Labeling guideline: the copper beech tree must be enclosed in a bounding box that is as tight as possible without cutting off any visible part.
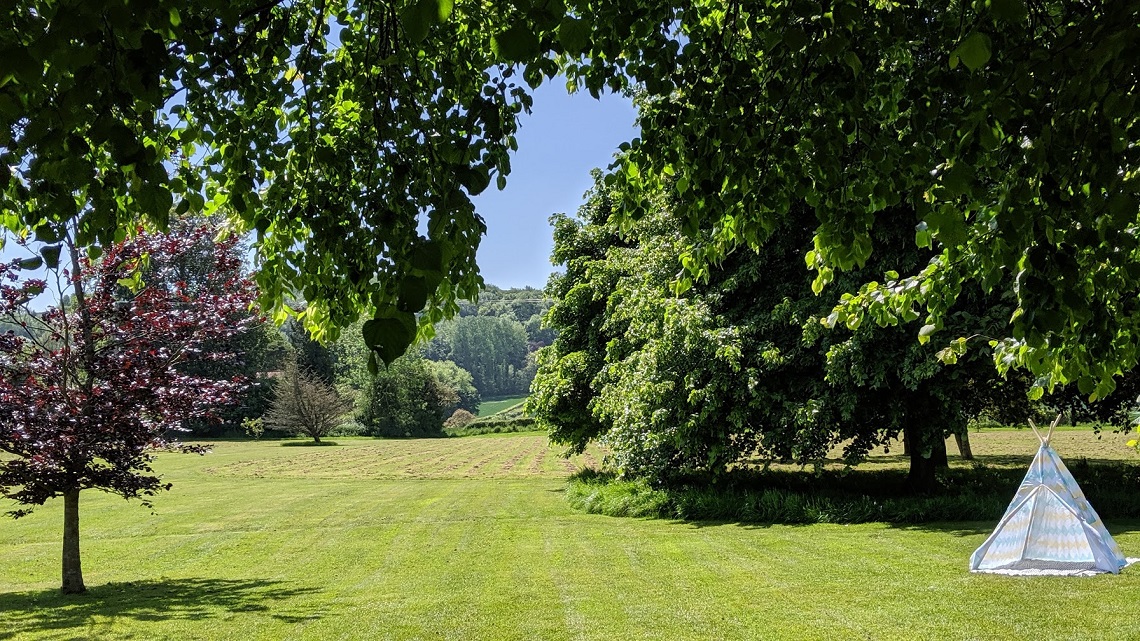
[0,225,258,594]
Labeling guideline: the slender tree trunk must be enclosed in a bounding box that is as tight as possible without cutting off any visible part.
[954,430,974,460]
[63,230,89,596]
[61,489,85,594]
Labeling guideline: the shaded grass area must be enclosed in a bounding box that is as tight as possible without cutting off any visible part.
[4,435,1140,640]
[0,579,321,639]
[570,429,1140,524]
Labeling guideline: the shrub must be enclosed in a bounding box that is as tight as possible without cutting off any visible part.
[242,417,265,439]
[263,360,354,444]
[444,409,477,429]
[446,417,539,437]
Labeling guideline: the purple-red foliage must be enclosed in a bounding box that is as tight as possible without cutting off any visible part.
[0,226,259,516]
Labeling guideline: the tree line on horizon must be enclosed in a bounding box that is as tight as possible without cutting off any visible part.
[185,282,554,441]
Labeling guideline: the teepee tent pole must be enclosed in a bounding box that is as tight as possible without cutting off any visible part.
[1045,413,1062,446]
[1028,419,1044,444]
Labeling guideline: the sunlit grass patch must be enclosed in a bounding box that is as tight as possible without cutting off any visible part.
[476,396,528,417]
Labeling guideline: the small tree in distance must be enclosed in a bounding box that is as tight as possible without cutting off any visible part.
[0,224,258,594]
[263,360,353,444]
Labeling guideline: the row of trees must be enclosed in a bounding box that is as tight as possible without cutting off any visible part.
[323,319,481,438]
[423,315,533,398]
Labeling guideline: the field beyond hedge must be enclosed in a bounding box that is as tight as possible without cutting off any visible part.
[2,431,1140,640]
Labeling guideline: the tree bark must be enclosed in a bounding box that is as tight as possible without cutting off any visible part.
[61,489,85,594]
[932,437,949,468]
[907,452,939,494]
[904,425,942,493]
[954,430,974,460]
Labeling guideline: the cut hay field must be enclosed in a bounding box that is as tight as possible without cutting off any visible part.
[2,431,1140,640]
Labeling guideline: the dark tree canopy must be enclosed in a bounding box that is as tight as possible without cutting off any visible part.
[359,353,458,437]
[575,0,1140,397]
[141,220,288,436]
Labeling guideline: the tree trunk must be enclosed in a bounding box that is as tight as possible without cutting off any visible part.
[313,434,321,444]
[904,426,940,493]
[954,430,974,460]
[61,489,85,594]
[932,437,949,468]
[902,433,910,456]
[907,452,939,494]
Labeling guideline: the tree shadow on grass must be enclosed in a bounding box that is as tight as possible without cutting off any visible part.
[281,440,340,447]
[0,578,322,640]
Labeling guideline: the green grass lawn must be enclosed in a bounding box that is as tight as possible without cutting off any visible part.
[476,396,528,417]
[3,432,1140,640]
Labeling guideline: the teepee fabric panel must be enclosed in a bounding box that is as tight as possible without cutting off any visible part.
[1039,448,1126,562]
[972,490,1037,570]
[1021,488,1095,563]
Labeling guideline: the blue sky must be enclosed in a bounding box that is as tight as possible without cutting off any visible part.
[472,83,639,289]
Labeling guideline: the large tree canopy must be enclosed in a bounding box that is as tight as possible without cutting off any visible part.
[530,175,1030,489]
[4,0,1138,395]
[574,0,1140,397]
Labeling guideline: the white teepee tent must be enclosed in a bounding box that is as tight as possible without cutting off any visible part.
[970,415,1130,576]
